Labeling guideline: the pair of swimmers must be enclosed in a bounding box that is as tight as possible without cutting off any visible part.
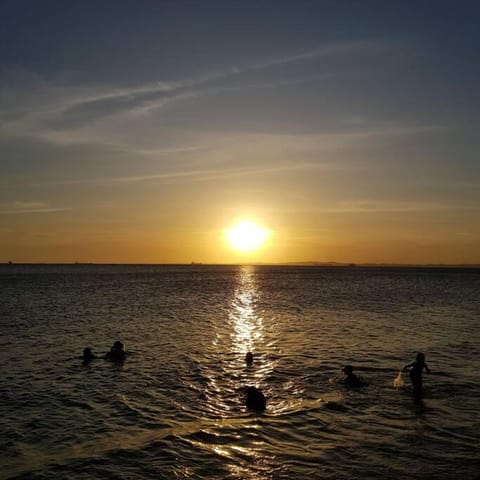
[343,352,431,399]
[82,341,126,364]
[244,351,267,411]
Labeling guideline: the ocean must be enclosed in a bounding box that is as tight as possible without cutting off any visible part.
[1,265,479,479]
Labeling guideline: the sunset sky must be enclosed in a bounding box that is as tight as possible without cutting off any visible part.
[1,1,479,264]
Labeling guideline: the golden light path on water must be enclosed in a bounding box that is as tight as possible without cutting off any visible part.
[229,266,263,356]
[227,266,280,385]
[209,266,280,478]
[226,267,278,478]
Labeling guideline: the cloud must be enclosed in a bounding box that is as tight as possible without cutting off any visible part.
[0,37,449,195]
[0,39,398,140]
[35,162,318,187]
[0,201,71,214]
[249,40,391,70]
[316,200,474,213]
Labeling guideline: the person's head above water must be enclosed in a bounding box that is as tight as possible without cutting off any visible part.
[245,352,254,365]
[105,341,126,362]
[416,352,425,363]
[245,386,266,411]
[342,365,366,387]
[83,347,95,362]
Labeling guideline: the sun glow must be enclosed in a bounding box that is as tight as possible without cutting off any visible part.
[226,220,269,253]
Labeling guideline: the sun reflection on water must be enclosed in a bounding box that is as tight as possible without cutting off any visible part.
[206,266,276,418]
[229,266,264,355]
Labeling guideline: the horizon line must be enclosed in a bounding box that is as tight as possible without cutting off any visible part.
[1,261,480,268]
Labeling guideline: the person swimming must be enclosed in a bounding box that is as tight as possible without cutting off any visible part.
[82,347,96,364]
[105,341,126,363]
[245,351,254,366]
[245,386,266,411]
[342,365,367,387]
[402,352,430,399]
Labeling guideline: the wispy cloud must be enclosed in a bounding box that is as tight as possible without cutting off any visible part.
[35,162,318,187]
[250,40,390,70]
[316,200,475,213]
[0,201,71,214]
[0,39,397,140]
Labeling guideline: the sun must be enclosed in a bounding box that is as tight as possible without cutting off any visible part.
[226,220,269,253]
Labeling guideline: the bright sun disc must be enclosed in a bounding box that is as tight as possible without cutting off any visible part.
[226,221,268,252]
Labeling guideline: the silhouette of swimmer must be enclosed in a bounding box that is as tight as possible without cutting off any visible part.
[342,365,367,387]
[403,352,430,399]
[105,341,126,362]
[245,386,266,411]
[82,347,96,363]
[324,401,348,412]
[245,352,254,366]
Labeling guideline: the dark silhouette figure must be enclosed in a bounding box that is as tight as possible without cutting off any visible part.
[342,365,367,387]
[82,347,96,364]
[105,341,126,363]
[245,351,254,366]
[403,352,430,399]
[245,386,266,411]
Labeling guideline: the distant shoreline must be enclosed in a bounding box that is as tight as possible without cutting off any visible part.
[1,262,480,268]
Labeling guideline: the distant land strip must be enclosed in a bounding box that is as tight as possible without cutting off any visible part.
[1,261,480,268]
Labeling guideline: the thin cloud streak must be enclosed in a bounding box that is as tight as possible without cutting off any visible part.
[34,162,319,187]
[0,201,71,214]
[135,72,338,116]
[0,207,71,214]
[250,40,390,70]
[299,200,477,214]
[1,39,393,139]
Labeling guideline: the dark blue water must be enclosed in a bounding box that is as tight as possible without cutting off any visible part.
[1,265,479,479]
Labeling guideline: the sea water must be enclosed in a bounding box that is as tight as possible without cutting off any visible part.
[1,265,479,479]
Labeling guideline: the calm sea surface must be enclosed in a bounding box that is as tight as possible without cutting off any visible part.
[1,265,479,479]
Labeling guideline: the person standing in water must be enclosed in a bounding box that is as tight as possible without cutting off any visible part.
[403,352,431,399]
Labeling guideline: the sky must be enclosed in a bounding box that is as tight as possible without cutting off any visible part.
[1,0,479,264]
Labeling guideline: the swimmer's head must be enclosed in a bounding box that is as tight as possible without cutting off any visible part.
[245,352,254,365]
[342,365,354,375]
[83,347,94,361]
[113,341,125,352]
[245,386,266,411]
[416,352,425,362]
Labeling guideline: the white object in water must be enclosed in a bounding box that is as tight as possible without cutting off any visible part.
[393,371,405,389]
